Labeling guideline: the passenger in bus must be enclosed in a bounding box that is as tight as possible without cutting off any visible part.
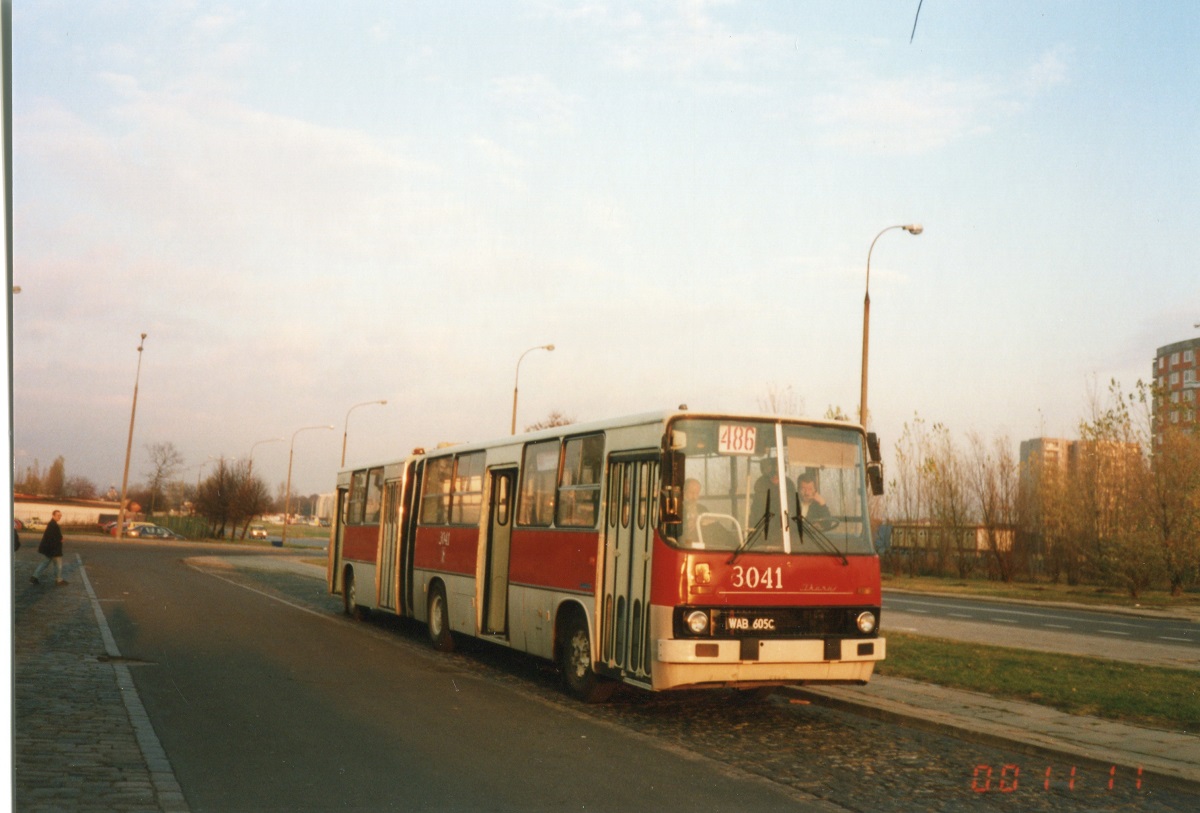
[750,458,796,546]
[797,472,832,526]
[680,478,708,548]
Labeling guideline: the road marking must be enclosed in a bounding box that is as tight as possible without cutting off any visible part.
[991,618,1019,624]
[1043,624,1071,629]
[1160,636,1191,642]
[186,560,335,622]
[1099,630,1131,636]
[78,556,191,813]
[948,613,972,618]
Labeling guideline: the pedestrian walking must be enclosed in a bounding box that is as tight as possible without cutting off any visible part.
[31,510,68,586]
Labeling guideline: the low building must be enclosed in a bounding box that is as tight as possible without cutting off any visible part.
[879,521,1014,555]
[14,495,124,529]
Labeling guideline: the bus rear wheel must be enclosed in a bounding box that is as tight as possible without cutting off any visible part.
[427,583,455,652]
[558,614,614,703]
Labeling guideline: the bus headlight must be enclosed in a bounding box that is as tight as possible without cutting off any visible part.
[856,611,877,635]
[685,610,710,635]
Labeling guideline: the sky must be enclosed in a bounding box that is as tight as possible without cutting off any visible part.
[9,0,1200,498]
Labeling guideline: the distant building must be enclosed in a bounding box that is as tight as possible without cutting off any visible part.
[1153,336,1200,435]
[14,496,123,528]
[880,521,1014,555]
[1019,437,1071,478]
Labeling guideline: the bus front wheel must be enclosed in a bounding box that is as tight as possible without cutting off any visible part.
[427,583,455,652]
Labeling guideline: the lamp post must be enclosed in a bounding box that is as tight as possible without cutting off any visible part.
[247,437,284,476]
[341,400,388,467]
[511,344,555,435]
[860,225,922,428]
[282,424,333,547]
[116,333,148,539]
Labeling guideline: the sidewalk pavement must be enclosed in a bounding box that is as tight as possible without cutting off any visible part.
[14,551,189,813]
[14,551,1200,812]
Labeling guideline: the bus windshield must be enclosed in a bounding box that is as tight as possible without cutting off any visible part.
[662,418,874,556]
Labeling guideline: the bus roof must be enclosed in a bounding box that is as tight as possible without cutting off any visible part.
[336,408,867,477]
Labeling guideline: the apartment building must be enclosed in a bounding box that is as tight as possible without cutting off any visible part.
[1153,336,1200,431]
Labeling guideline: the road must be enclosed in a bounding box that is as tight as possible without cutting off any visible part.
[73,539,1197,812]
[883,593,1200,671]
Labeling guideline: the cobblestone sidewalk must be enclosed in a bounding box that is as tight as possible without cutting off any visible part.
[14,552,189,813]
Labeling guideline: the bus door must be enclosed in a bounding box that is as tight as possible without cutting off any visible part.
[328,486,348,594]
[400,460,422,617]
[482,467,516,635]
[601,454,657,682]
[377,479,402,612]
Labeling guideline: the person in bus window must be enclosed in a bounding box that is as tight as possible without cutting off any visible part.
[680,478,708,548]
[797,473,832,527]
[750,458,795,546]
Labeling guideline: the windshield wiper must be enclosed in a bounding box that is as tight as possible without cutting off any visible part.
[793,493,848,566]
[729,489,771,565]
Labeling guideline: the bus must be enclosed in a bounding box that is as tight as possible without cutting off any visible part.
[328,409,886,701]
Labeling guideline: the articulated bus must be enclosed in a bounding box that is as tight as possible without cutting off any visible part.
[328,410,886,701]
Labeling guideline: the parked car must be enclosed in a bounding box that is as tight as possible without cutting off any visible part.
[133,524,185,540]
[248,525,268,539]
[114,522,178,540]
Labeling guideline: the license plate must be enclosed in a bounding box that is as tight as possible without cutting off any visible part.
[725,615,777,633]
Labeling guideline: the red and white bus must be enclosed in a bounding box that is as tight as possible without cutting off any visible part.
[328,410,886,701]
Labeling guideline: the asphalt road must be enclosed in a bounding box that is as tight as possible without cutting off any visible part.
[883,592,1200,671]
[79,540,829,812]
[884,594,1200,648]
[69,538,1199,812]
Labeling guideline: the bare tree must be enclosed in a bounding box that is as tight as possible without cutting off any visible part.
[885,414,934,576]
[966,432,1020,582]
[925,424,973,577]
[525,411,575,432]
[757,383,803,416]
[15,460,43,495]
[144,442,185,515]
[63,476,99,500]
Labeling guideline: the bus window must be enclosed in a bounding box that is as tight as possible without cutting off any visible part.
[363,467,384,524]
[348,470,368,525]
[557,434,603,528]
[452,452,485,525]
[518,439,559,527]
[419,457,453,524]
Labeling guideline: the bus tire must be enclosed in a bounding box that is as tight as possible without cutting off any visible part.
[343,567,365,620]
[558,613,614,703]
[427,583,455,652]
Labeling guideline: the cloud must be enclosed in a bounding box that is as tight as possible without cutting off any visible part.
[810,71,998,154]
[606,1,787,77]
[489,74,579,136]
[807,47,1073,155]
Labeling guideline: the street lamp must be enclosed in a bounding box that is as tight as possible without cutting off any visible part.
[860,225,922,428]
[247,437,284,476]
[341,400,388,467]
[282,424,334,547]
[116,334,148,539]
[511,344,555,435]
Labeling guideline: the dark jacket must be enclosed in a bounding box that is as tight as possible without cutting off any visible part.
[38,520,63,558]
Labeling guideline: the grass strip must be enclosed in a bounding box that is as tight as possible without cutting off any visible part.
[877,632,1200,733]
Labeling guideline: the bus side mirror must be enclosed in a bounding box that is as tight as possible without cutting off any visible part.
[867,462,884,496]
[866,432,882,463]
